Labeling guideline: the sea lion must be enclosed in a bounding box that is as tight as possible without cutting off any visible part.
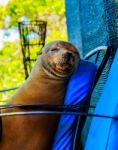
[0,41,80,150]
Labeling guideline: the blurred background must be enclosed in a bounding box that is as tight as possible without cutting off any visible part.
[0,0,67,102]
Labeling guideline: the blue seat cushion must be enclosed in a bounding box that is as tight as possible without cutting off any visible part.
[52,59,97,150]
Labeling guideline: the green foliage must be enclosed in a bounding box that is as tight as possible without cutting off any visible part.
[0,41,24,103]
[0,0,67,104]
[0,0,66,27]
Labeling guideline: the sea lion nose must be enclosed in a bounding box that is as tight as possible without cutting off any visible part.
[64,52,72,62]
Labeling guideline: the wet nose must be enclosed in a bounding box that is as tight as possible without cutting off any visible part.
[64,52,72,61]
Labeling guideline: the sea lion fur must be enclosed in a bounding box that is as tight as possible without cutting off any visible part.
[0,41,80,150]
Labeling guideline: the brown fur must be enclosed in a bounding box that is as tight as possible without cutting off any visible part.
[0,41,80,150]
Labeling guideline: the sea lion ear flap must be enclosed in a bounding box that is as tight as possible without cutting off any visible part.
[76,50,81,62]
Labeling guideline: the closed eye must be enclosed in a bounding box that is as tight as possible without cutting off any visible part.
[51,48,59,51]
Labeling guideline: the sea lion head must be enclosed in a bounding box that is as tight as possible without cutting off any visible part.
[41,41,80,79]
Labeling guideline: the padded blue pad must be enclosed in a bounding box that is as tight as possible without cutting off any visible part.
[85,49,118,150]
[52,60,97,150]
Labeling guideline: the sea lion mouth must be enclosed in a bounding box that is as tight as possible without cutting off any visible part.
[41,60,70,80]
[56,63,73,73]
[42,61,74,80]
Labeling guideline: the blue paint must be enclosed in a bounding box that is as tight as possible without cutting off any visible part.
[65,0,108,56]
[65,0,82,54]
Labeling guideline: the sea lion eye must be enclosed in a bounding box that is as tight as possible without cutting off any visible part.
[51,48,59,51]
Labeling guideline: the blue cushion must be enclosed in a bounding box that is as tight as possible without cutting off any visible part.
[52,59,97,150]
[85,49,118,150]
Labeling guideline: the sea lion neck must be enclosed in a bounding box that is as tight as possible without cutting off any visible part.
[28,65,69,84]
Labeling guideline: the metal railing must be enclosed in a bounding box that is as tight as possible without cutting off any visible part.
[18,20,47,79]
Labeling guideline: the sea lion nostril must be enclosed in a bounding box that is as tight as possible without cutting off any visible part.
[64,52,72,61]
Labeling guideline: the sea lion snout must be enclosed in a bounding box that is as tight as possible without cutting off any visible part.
[59,52,75,71]
[63,52,73,62]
